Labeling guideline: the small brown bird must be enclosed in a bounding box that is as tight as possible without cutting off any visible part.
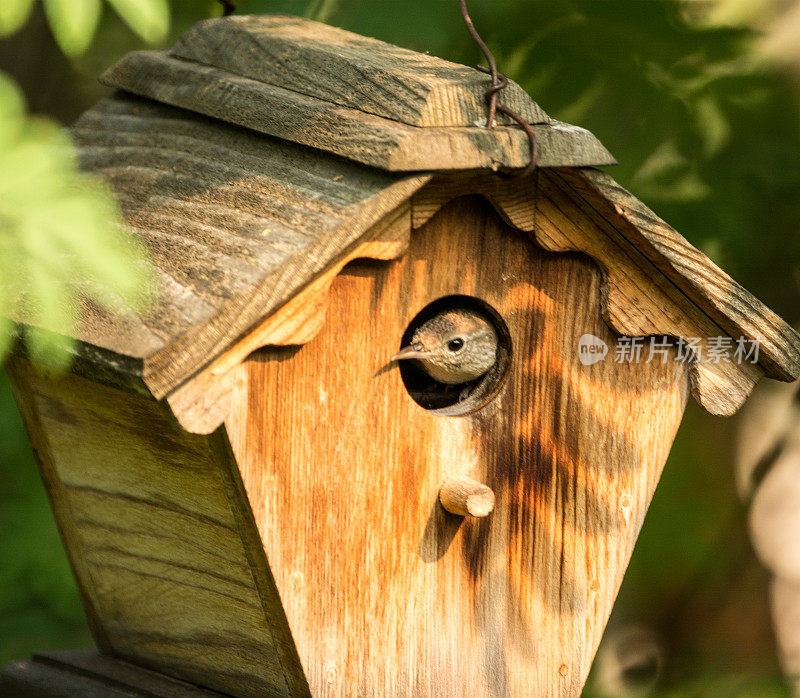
[392,308,498,384]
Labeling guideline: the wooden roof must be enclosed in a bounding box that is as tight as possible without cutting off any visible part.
[11,14,798,413]
[64,95,428,397]
[100,15,616,171]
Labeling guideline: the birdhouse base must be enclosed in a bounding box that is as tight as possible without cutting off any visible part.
[0,650,225,697]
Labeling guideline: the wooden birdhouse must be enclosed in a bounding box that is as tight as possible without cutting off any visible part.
[3,14,800,698]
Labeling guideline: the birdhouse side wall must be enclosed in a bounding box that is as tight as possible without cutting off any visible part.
[4,357,308,698]
[225,195,690,697]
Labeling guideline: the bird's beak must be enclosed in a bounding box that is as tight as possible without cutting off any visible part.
[391,345,432,362]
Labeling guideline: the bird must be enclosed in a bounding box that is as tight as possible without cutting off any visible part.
[391,307,499,385]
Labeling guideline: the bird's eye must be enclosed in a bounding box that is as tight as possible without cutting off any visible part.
[447,338,465,352]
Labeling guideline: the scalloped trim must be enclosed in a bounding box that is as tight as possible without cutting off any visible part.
[167,171,766,433]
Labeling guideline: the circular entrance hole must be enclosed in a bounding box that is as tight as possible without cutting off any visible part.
[397,295,512,416]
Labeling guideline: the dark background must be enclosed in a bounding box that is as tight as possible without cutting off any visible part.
[1,1,798,694]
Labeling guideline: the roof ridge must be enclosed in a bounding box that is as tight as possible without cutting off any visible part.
[169,14,550,128]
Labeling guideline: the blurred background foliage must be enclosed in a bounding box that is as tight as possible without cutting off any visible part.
[0,0,799,695]
[0,0,152,363]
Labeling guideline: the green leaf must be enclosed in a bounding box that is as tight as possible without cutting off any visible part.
[107,0,169,44]
[0,73,24,121]
[42,0,101,57]
[694,95,731,157]
[0,73,25,148]
[0,0,34,36]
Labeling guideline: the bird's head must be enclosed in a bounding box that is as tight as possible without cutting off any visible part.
[392,308,499,384]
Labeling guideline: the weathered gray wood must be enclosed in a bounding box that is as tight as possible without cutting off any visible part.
[59,95,430,398]
[1,651,226,697]
[164,203,412,435]
[6,357,309,696]
[101,51,616,172]
[170,14,548,128]
[555,167,800,382]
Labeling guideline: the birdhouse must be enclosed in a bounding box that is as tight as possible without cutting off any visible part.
[4,14,800,698]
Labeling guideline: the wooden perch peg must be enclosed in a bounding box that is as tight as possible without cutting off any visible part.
[439,476,496,517]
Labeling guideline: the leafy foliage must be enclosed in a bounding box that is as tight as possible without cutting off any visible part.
[0,0,35,36]
[1,0,169,55]
[105,0,170,44]
[41,0,102,56]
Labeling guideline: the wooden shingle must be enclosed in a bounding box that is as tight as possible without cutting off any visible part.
[66,95,429,396]
[100,16,616,172]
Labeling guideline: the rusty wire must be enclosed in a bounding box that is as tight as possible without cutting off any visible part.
[458,0,538,177]
[218,0,236,16]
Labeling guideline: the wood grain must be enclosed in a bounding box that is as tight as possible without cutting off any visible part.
[5,356,309,698]
[170,14,547,128]
[558,167,800,382]
[1,650,226,697]
[226,196,689,696]
[439,477,496,517]
[62,94,429,399]
[411,172,771,415]
[166,204,412,434]
[100,51,615,172]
